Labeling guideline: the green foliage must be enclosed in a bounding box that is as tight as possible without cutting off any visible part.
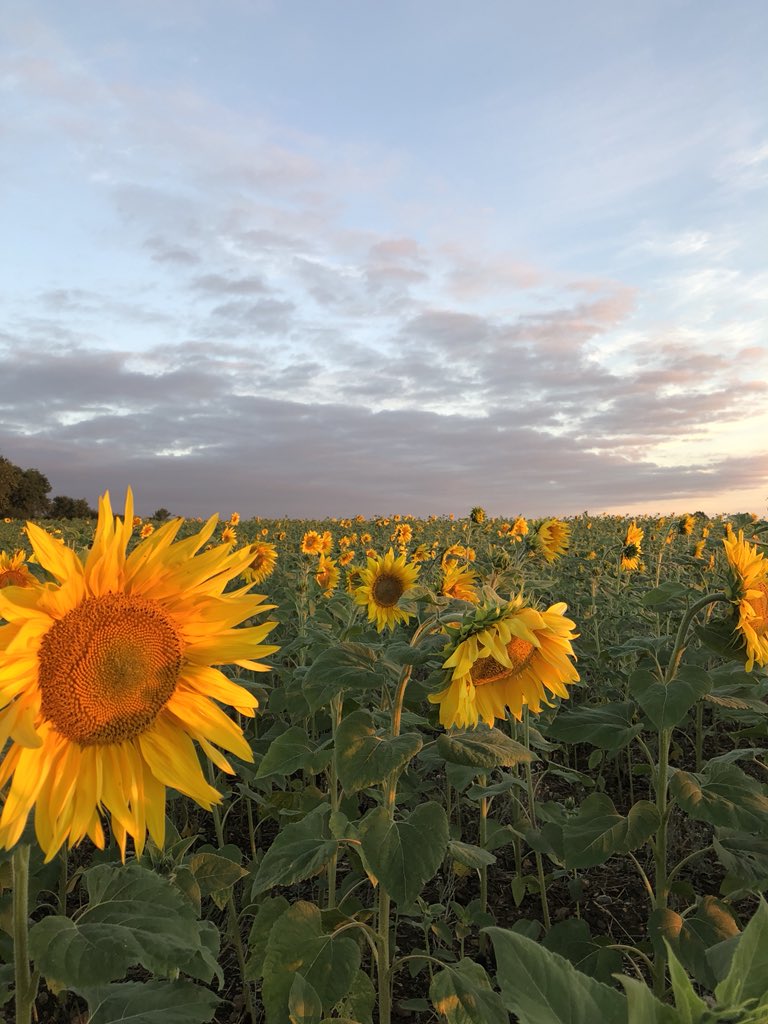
[563,794,660,868]
[360,802,448,904]
[251,803,339,894]
[429,959,507,1024]
[335,709,423,793]
[437,725,535,768]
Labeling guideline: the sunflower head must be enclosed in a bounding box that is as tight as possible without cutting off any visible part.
[429,596,579,728]
[679,514,695,536]
[0,489,278,861]
[315,555,339,596]
[510,516,528,540]
[621,521,643,572]
[354,548,420,631]
[470,507,486,525]
[441,564,480,604]
[301,530,323,555]
[722,530,768,671]
[243,541,278,585]
[0,549,38,590]
[537,519,570,562]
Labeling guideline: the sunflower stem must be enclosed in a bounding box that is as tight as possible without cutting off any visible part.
[523,708,550,932]
[326,694,343,910]
[12,844,37,1024]
[478,773,489,955]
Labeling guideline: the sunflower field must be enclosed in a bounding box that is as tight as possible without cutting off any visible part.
[0,497,767,1024]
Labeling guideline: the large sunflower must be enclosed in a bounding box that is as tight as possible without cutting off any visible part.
[354,548,420,631]
[0,489,278,860]
[429,598,579,728]
[537,519,570,562]
[621,521,643,571]
[722,530,768,671]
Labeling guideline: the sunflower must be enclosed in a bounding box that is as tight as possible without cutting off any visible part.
[510,516,528,541]
[0,550,37,590]
[345,565,365,593]
[441,564,479,604]
[301,530,323,555]
[392,523,413,545]
[429,598,579,728]
[354,548,420,631]
[441,544,476,570]
[339,550,355,566]
[679,514,695,536]
[469,507,486,524]
[320,531,333,555]
[242,542,278,585]
[139,523,154,539]
[693,540,706,559]
[0,489,278,861]
[722,530,768,671]
[228,512,241,526]
[315,555,339,596]
[621,521,643,571]
[221,525,237,545]
[537,519,570,562]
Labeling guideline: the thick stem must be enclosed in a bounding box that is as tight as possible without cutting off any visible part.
[326,694,343,909]
[523,708,550,931]
[652,726,671,995]
[12,844,37,1024]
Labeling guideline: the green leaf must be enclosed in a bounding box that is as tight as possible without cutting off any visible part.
[715,898,768,1008]
[245,895,290,981]
[650,900,739,990]
[334,710,422,794]
[563,794,660,869]
[641,581,694,609]
[429,959,508,1024]
[545,701,641,751]
[670,763,768,836]
[629,666,711,730]
[251,804,339,894]
[665,943,708,1024]
[335,970,376,1024]
[29,863,212,988]
[542,919,623,986]
[484,926,627,1024]
[187,851,247,909]
[262,901,360,1024]
[713,830,768,886]
[447,841,496,870]
[437,726,535,769]
[617,976,678,1024]
[82,980,220,1024]
[303,643,387,712]
[257,726,319,778]
[289,974,323,1024]
[360,802,448,905]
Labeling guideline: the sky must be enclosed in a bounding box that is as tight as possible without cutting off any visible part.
[2,0,767,519]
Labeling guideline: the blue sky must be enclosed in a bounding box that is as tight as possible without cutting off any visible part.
[2,0,767,517]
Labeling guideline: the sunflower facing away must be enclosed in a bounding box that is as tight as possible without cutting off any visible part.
[354,548,420,631]
[315,555,339,596]
[621,521,643,571]
[0,489,278,860]
[537,519,570,562]
[722,529,768,671]
[429,597,579,728]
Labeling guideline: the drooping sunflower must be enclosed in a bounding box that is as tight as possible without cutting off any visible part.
[441,564,480,604]
[0,550,38,590]
[621,521,643,571]
[0,489,278,860]
[441,544,476,571]
[354,548,420,631]
[301,530,323,555]
[679,514,695,536]
[429,598,579,728]
[242,541,278,585]
[722,530,768,671]
[537,519,570,562]
[315,555,339,596]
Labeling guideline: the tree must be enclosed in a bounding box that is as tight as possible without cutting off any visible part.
[0,457,21,514]
[50,495,97,519]
[152,507,172,521]
[8,468,51,518]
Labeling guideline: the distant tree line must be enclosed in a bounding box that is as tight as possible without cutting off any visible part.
[0,456,97,519]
